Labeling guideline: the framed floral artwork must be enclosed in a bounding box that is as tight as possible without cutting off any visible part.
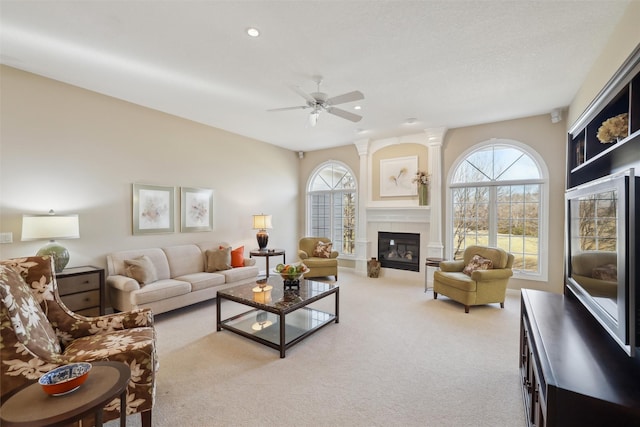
[380,156,418,197]
[132,183,175,235]
[180,187,214,232]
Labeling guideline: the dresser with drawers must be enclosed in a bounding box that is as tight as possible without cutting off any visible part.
[56,266,105,316]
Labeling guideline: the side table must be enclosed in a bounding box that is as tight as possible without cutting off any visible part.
[56,266,105,316]
[249,249,286,278]
[0,361,130,427]
[424,257,444,293]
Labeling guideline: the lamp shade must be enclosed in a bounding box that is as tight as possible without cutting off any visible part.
[252,214,273,230]
[21,212,80,273]
[21,214,80,241]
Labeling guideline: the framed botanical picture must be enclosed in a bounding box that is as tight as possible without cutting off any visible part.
[180,187,214,232]
[380,155,418,197]
[132,183,175,235]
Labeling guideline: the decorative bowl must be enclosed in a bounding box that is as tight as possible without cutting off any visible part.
[39,362,92,396]
[274,263,309,281]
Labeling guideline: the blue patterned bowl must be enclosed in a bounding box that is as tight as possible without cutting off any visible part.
[39,362,92,396]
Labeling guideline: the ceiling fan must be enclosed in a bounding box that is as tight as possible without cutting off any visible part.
[268,76,364,126]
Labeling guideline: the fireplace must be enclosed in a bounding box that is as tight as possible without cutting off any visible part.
[378,231,420,272]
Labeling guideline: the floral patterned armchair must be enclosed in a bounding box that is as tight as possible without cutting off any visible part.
[0,256,157,426]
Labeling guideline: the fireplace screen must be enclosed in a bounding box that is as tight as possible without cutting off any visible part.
[378,231,420,272]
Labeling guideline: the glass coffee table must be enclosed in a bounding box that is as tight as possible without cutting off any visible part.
[216,277,339,358]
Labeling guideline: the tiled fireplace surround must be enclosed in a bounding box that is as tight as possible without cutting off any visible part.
[353,129,445,282]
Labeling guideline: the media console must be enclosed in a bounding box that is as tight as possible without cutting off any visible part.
[520,289,640,426]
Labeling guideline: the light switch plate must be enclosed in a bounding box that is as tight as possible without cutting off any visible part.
[0,232,13,243]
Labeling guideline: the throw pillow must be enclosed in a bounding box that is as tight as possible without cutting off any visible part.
[312,241,333,258]
[206,247,232,272]
[592,263,617,281]
[463,254,493,276]
[124,255,158,285]
[0,265,61,356]
[231,246,245,268]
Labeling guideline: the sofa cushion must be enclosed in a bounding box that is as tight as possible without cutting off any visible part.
[219,265,259,283]
[107,248,171,280]
[312,241,333,258]
[301,257,338,268]
[130,279,191,305]
[174,272,226,291]
[124,255,158,285]
[162,244,205,277]
[592,263,617,281]
[463,254,493,276]
[231,246,245,268]
[434,271,477,292]
[205,247,232,272]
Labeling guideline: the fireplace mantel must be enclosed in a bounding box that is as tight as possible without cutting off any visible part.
[366,206,430,223]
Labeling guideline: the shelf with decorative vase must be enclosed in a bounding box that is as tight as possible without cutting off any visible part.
[412,171,430,206]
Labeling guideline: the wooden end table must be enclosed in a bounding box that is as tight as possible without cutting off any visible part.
[0,361,130,427]
[249,249,286,278]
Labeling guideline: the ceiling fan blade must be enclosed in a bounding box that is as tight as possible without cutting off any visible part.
[326,107,362,122]
[289,85,317,105]
[326,90,364,106]
[267,105,309,112]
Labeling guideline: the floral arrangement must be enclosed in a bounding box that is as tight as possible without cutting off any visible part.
[597,113,628,144]
[412,171,430,186]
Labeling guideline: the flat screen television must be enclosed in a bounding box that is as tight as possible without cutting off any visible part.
[565,169,638,356]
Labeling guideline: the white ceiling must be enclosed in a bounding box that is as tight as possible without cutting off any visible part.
[0,1,631,152]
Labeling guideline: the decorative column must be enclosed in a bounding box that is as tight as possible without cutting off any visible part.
[354,138,370,275]
[425,127,446,259]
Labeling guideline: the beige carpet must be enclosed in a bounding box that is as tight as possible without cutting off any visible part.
[108,270,525,427]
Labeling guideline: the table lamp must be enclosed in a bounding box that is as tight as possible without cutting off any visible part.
[21,210,80,273]
[252,213,272,250]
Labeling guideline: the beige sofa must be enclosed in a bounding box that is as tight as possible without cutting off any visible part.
[106,242,258,314]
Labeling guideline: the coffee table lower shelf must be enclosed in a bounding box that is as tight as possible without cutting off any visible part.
[218,307,337,358]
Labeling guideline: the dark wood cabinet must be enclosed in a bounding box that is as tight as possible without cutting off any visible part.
[56,266,105,316]
[520,289,640,427]
[567,45,640,188]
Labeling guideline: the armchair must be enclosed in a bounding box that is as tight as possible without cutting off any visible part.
[433,245,514,313]
[0,256,157,426]
[298,237,338,280]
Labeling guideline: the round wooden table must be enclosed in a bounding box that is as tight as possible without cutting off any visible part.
[250,248,286,278]
[0,361,130,427]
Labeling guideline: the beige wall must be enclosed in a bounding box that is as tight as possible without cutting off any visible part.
[568,1,640,127]
[0,66,300,270]
[442,115,567,292]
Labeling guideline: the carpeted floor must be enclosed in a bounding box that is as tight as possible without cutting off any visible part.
[108,269,526,427]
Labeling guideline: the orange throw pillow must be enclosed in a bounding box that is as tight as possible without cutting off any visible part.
[231,246,244,268]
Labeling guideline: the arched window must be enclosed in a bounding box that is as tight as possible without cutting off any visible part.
[307,161,357,255]
[448,141,548,280]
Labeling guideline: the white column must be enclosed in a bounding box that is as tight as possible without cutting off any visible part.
[354,138,370,274]
[425,127,446,259]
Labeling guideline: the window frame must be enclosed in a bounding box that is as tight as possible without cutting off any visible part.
[306,160,358,258]
[445,139,549,282]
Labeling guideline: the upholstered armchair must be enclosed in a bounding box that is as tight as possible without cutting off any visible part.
[0,256,157,426]
[298,237,339,280]
[433,245,514,313]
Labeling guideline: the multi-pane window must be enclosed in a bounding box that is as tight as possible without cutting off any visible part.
[308,162,356,255]
[450,143,546,277]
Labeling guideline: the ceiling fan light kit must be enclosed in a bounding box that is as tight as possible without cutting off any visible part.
[269,77,364,126]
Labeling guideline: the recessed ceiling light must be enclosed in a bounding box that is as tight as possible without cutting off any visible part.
[404,118,418,125]
[354,105,362,110]
[246,27,260,37]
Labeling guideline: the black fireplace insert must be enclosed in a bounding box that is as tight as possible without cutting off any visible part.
[378,231,420,272]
